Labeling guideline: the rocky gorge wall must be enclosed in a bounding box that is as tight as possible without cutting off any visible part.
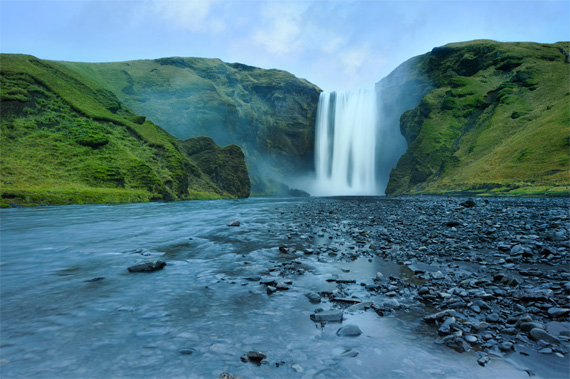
[62,58,322,195]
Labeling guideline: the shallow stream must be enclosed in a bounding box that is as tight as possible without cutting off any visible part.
[1,198,533,378]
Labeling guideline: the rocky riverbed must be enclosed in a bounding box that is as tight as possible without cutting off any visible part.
[253,196,570,378]
[1,196,568,378]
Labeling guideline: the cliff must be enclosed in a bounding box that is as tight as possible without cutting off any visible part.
[0,54,250,206]
[60,57,322,194]
[383,40,569,196]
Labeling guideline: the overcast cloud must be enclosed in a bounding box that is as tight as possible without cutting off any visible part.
[1,0,568,91]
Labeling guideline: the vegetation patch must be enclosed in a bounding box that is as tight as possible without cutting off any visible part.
[0,54,250,206]
[386,40,570,197]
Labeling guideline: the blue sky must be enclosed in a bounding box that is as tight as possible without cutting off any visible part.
[1,0,568,92]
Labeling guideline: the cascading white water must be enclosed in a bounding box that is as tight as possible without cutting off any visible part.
[314,87,378,195]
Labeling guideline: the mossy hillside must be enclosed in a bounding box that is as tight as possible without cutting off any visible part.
[60,58,322,194]
[385,40,570,196]
[0,54,249,206]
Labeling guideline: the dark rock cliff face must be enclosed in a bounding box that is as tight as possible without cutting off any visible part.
[180,137,250,199]
[63,58,322,194]
[383,40,570,196]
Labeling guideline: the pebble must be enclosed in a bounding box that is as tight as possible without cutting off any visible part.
[465,335,478,343]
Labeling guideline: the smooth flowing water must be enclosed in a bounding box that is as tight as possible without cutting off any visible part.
[1,198,529,378]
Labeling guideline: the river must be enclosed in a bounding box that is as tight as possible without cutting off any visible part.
[0,198,540,378]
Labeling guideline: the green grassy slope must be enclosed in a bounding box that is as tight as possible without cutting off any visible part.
[0,54,250,206]
[60,57,321,194]
[386,40,570,196]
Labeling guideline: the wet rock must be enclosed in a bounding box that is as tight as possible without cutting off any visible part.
[266,286,277,295]
[310,310,343,322]
[499,342,514,351]
[179,348,197,355]
[441,335,470,353]
[547,307,570,318]
[227,220,241,227]
[473,322,489,332]
[465,335,478,343]
[336,324,362,337]
[477,353,490,366]
[345,301,373,312]
[486,313,500,323]
[515,288,553,300]
[407,264,426,274]
[305,291,321,303]
[331,297,361,304]
[423,309,457,323]
[219,373,241,379]
[493,274,521,287]
[438,317,457,335]
[241,351,266,364]
[337,349,359,358]
[418,286,430,295]
[383,299,401,310]
[546,321,570,338]
[529,328,561,344]
[128,261,166,273]
[276,282,289,290]
[430,271,445,280]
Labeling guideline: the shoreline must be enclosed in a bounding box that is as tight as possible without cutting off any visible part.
[274,195,570,377]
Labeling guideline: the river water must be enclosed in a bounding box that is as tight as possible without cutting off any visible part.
[1,198,532,378]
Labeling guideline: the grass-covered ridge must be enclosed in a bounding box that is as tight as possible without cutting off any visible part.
[0,54,250,206]
[59,57,321,194]
[385,40,570,196]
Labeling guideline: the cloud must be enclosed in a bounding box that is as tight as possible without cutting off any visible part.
[252,1,309,55]
[149,0,222,32]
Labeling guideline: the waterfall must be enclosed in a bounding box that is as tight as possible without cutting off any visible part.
[314,87,378,195]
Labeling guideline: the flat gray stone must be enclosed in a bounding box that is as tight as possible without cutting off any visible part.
[530,328,561,344]
[345,301,373,312]
[310,310,343,322]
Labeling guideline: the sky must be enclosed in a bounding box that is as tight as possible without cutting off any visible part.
[1,0,569,92]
